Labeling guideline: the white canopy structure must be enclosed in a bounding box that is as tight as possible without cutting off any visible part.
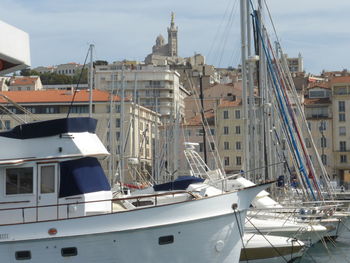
[0,20,30,75]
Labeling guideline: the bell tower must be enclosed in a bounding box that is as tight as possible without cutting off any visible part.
[167,12,178,57]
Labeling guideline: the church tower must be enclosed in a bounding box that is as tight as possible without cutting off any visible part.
[167,12,178,57]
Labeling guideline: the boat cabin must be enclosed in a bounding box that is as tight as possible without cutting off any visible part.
[0,118,112,224]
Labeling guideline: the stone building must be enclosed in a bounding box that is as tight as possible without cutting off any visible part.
[145,13,179,65]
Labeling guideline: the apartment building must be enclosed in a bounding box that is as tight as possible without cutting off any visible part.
[0,89,160,183]
[94,63,189,122]
[304,83,334,180]
[331,77,350,185]
[215,98,244,174]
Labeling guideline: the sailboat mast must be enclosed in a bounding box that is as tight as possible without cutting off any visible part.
[240,0,249,178]
[89,44,94,117]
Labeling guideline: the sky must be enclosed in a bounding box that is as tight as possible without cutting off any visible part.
[1,0,350,74]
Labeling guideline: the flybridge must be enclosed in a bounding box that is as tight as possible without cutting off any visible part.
[0,20,31,75]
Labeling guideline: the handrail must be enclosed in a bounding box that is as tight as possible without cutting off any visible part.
[0,190,197,226]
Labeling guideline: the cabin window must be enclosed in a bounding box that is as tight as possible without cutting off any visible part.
[6,167,33,195]
[15,250,31,260]
[40,166,55,193]
[159,235,174,245]
[61,247,78,257]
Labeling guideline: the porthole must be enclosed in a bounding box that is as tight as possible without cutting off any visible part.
[159,235,174,245]
[61,247,78,257]
[15,251,31,260]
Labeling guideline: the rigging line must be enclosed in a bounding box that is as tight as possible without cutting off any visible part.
[66,46,91,118]
[184,71,224,174]
[206,0,235,61]
[250,11,314,198]
[264,31,324,199]
[257,0,326,197]
[253,16,316,200]
[233,207,249,263]
[217,0,238,67]
[245,216,290,263]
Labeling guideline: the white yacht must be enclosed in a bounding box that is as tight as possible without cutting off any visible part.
[0,118,270,263]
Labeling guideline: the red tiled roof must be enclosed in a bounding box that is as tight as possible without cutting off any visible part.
[0,89,120,104]
[10,76,39,86]
[218,98,242,108]
[185,109,215,126]
[307,82,330,89]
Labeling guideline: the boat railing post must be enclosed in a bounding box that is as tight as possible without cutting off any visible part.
[22,208,25,223]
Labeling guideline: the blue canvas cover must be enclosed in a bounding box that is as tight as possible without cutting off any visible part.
[153,176,204,191]
[0,117,97,139]
[59,157,111,198]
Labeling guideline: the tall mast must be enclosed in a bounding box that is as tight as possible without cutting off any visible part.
[119,65,125,186]
[240,0,249,177]
[88,44,94,117]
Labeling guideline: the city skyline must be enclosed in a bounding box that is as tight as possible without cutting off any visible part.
[1,0,350,74]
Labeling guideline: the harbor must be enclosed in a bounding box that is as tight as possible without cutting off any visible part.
[1,0,350,262]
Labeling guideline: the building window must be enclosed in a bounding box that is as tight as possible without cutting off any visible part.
[235,110,241,119]
[199,143,204,152]
[340,155,347,163]
[339,127,346,136]
[235,126,241,134]
[339,101,345,112]
[5,120,10,130]
[321,154,327,165]
[319,121,326,131]
[115,105,121,113]
[224,157,230,166]
[223,126,229,135]
[210,142,215,151]
[116,132,120,140]
[224,141,230,150]
[116,119,121,128]
[185,129,191,137]
[197,128,204,136]
[236,141,241,150]
[307,122,311,130]
[223,110,229,119]
[210,129,215,135]
[6,167,33,195]
[305,138,311,148]
[236,156,242,166]
[339,113,346,122]
[321,137,327,148]
[340,141,347,152]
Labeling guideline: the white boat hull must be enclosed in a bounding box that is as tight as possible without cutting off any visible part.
[0,184,268,263]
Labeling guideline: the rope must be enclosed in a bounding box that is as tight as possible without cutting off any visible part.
[66,46,91,118]
[245,216,293,263]
[233,207,249,263]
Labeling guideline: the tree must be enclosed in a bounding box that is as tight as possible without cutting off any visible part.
[20,68,40,76]
[94,60,108,66]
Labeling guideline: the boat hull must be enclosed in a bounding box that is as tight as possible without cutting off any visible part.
[0,184,269,263]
